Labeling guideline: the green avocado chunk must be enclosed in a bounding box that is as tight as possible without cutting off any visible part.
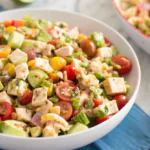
[30,126,42,137]
[28,69,48,88]
[36,29,51,43]
[0,120,28,137]
[68,123,88,134]
[8,31,25,49]
[21,39,36,51]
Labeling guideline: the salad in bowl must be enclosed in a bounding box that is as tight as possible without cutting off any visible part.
[0,15,131,138]
[120,0,150,37]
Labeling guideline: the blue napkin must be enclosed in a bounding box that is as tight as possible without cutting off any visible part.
[77,104,150,150]
[0,7,150,150]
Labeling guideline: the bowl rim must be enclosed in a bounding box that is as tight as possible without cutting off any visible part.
[112,0,150,40]
[0,8,141,141]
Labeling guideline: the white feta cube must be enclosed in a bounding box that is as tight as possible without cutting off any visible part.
[0,91,12,104]
[9,49,27,65]
[35,58,53,73]
[16,108,32,122]
[55,45,74,57]
[32,87,48,107]
[97,47,112,58]
[15,63,29,80]
[72,58,81,70]
[106,100,119,115]
[103,77,126,96]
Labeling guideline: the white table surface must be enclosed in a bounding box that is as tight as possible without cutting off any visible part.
[1,0,150,115]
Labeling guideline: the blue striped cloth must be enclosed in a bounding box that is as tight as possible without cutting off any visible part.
[0,6,150,150]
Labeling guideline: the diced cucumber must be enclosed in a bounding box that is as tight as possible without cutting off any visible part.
[41,80,53,96]
[21,39,35,51]
[94,72,107,81]
[0,81,4,91]
[71,112,90,125]
[71,97,80,110]
[39,19,52,28]
[0,33,9,44]
[8,31,24,49]
[49,96,59,103]
[30,126,42,137]
[85,98,94,109]
[36,29,51,43]
[67,123,88,134]
[28,69,48,88]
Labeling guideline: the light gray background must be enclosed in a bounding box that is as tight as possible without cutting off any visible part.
[1,0,150,115]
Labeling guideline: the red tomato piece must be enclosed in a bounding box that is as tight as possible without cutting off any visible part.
[45,27,53,34]
[93,98,103,107]
[96,115,113,124]
[104,37,112,47]
[137,2,150,12]
[11,20,24,28]
[54,101,73,120]
[56,82,76,102]
[0,102,13,120]
[25,50,36,61]
[3,20,12,27]
[113,95,128,110]
[112,55,132,75]
[72,110,80,117]
[62,65,76,80]
[48,39,58,46]
[19,89,33,105]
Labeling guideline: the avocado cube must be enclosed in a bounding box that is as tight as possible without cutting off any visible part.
[30,126,42,137]
[0,120,28,137]
[36,29,51,43]
[8,31,25,49]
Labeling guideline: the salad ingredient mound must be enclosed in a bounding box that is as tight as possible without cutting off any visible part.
[120,0,150,36]
[0,15,131,137]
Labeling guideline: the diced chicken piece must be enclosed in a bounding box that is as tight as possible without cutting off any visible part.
[103,77,126,96]
[35,58,53,73]
[9,49,27,65]
[36,100,53,114]
[33,41,47,53]
[67,27,79,39]
[15,63,29,80]
[42,44,55,57]
[7,79,28,96]
[50,26,65,39]
[17,80,28,97]
[79,91,89,106]
[97,47,112,58]
[106,100,119,115]
[32,87,48,107]
[122,7,137,18]
[55,45,74,57]
[41,113,69,137]
[16,108,32,122]
[0,91,12,104]
[72,58,82,70]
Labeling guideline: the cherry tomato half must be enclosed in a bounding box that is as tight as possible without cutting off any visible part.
[54,101,73,120]
[25,50,36,61]
[48,39,58,46]
[72,110,80,117]
[104,37,112,47]
[112,55,131,75]
[80,38,96,57]
[93,98,103,108]
[113,95,128,110]
[19,89,33,105]
[11,20,24,28]
[56,82,76,102]
[0,102,13,120]
[96,115,113,124]
[62,65,76,80]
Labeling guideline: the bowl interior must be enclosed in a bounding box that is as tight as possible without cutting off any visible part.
[0,9,140,141]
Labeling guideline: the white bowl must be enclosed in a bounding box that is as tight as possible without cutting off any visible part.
[0,9,141,150]
[112,0,150,54]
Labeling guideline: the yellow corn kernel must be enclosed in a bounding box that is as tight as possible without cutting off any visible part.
[2,63,16,76]
[28,60,35,70]
[6,26,16,33]
[0,45,11,58]
[49,106,60,115]
[47,83,53,97]
[77,34,87,41]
